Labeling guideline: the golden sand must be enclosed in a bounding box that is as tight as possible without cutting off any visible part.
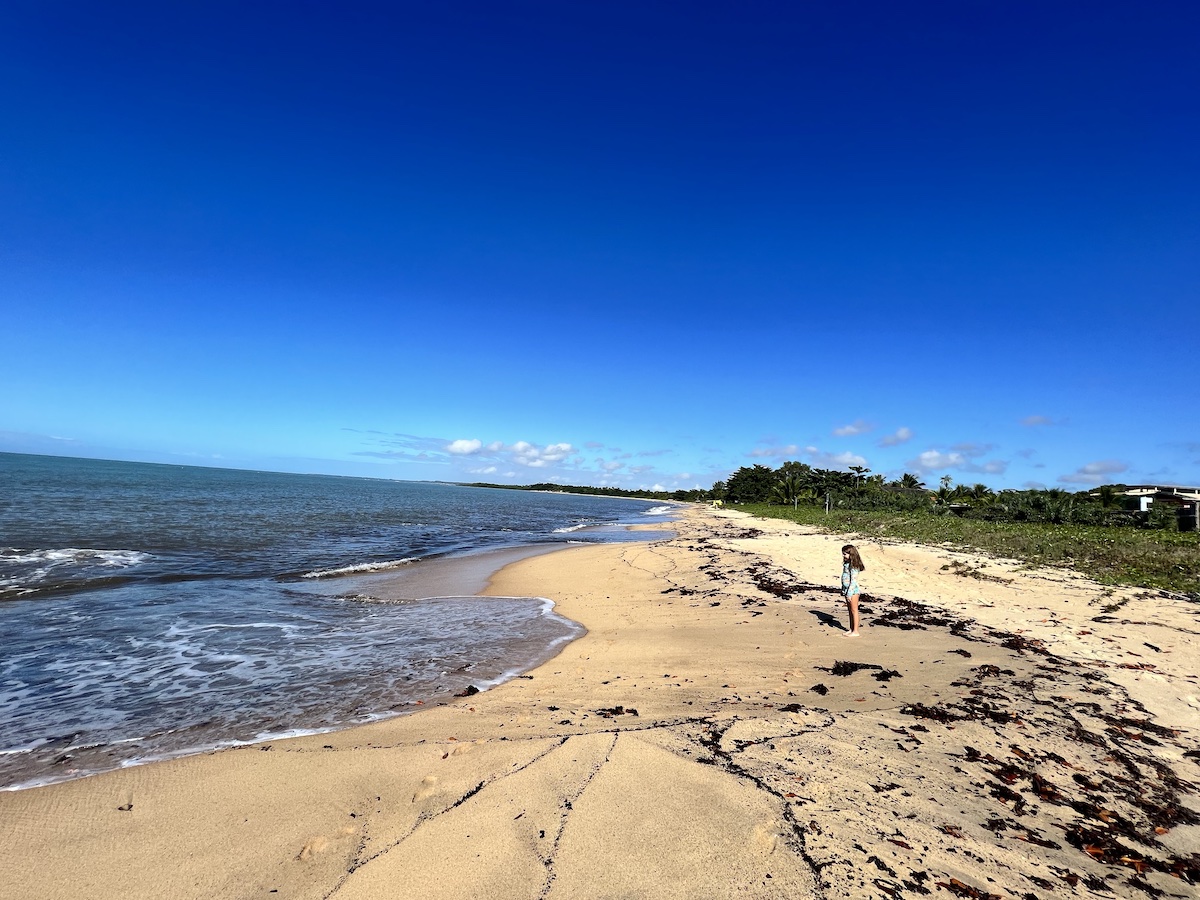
[3,506,1198,898]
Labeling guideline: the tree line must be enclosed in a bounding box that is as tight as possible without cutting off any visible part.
[713,462,1184,530]
[462,465,1187,531]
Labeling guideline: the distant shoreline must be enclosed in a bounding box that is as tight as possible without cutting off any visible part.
[456,480,691,503]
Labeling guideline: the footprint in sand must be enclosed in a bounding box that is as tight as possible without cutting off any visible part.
[297,826,356,861]
[413,775,439,802]
[751,823,781,853]
[298,836,329,860]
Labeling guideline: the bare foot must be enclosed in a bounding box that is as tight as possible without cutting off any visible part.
[844,631,860,638]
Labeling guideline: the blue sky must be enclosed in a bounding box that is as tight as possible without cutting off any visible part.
[2,1,1197,491]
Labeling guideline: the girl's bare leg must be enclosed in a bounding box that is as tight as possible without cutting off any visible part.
[846,593,860,636]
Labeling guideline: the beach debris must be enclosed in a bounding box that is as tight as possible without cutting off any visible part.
[454,685,479,698]
[974,664,1013,677]
[933,876,1003,900]
[940,560,1013,584]
[778,703,804,712]
[820,660,883,677]
[1000,633,1047,654]
[810,684,829,695]
[594,706,638,718]
[900,703,962,723]
[871,878,902,898]
[868,854,897,876]
[870,596,976,634]
[728,528,764,539]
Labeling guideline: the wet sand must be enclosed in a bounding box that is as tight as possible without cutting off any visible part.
[2,506,1197,899]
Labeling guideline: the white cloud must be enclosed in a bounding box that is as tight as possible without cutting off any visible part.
[833,419,873,437]
[907,448,1008,477]
[749,444,799,459]
[510,441,575,467]
[470,466,497,475]
[804,446,868,469]
[651,484,666,492]
[1021,415,1055,427]
[446,439,483,455]
[913,450,965,470]
[879,427,913,447]
[445,439,581,470]
[1058,460,1129,485]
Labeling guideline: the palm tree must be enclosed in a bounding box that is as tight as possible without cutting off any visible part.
[969,483,994,501]
[771,474,807,509]
[899,473,924,489]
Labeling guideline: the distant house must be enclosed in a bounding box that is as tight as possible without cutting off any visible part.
[1119,485,1200,531]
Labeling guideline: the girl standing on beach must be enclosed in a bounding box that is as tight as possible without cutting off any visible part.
[841,544,865,636]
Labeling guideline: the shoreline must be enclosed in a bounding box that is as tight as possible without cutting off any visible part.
[0,542,590,794]
[3,506,1197,899]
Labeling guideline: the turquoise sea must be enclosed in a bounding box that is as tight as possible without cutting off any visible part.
[0,453,674,789]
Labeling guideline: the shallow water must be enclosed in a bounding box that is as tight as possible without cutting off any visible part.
[0,453,674,788]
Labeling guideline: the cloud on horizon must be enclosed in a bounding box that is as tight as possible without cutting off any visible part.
[1057,459,1129,485]
[879,426,913,447]
[907,445,1008,477]
[749,444,800,459]
[833,419,873,437]
[804,446,869,469]
[747,441,867,470]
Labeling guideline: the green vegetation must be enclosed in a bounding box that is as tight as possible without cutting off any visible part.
[738,501,1198,596]
[464,463,1198,595]
[713,462,1198,596]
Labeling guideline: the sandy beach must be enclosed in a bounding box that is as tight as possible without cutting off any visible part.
[3,506,1198,899]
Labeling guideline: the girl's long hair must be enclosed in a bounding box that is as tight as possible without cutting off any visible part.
[842,544,865,571]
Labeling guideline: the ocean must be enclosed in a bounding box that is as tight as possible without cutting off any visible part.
[0,452,675,789]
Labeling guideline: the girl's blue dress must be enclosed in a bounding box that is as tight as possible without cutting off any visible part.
[841,562,861,597]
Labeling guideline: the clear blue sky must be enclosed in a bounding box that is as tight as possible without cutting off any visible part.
[2,2,1197,491]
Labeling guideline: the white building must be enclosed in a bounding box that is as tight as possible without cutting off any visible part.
[1121,485,1200,531]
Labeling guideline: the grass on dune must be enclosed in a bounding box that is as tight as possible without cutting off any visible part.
[734,503,1200,598]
